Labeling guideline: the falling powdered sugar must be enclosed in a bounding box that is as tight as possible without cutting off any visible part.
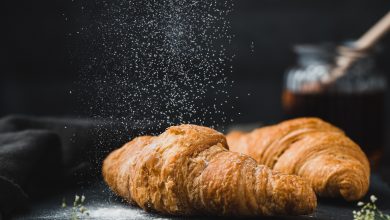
[71,0,235,142]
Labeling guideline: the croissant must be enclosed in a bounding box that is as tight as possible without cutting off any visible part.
[226,117,370,201]
[103,124,316,216]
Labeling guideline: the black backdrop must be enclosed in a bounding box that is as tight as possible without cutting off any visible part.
[1,0,390,126]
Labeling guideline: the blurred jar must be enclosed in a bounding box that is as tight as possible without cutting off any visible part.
[282,44,387,168]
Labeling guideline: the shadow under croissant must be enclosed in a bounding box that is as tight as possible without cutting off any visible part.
[107,194,322,220]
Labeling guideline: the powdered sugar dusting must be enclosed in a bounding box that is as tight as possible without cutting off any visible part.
[74,0,235,135]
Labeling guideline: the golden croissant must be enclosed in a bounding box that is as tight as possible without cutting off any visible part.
[103,124,316,216]
[226,117,370,201]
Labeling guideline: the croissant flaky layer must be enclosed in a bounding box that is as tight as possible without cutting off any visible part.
[103,124,317,216]
[227,117,370,201]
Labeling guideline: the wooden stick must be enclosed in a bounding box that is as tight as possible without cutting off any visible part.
[354,11,390,51]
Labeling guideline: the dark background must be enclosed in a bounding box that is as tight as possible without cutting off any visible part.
[2,1,390,218]
[1,0,390,125]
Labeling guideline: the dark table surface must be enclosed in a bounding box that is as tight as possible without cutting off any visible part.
[9,174,390,220]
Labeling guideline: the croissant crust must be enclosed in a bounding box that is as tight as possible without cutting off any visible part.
[103,124,317,216]
[227,117,370,201]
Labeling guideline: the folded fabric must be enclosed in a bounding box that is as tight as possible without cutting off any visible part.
[0,115,161,216]
[0,130,62,214]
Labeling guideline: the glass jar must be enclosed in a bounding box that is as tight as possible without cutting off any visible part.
[282,43,387,168]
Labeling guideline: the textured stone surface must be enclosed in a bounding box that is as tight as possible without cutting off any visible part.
[10,174,390,220]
